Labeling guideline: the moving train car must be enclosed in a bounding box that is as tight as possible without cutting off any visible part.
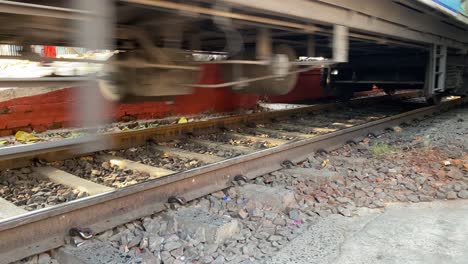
[0,0,467,104]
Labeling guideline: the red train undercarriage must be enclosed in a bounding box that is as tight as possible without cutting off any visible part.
[0,66,327,136]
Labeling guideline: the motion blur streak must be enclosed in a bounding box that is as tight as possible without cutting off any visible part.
[72,0,114,149]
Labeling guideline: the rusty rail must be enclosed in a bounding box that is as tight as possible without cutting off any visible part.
[0,95,464,263]
[0,91,420,170]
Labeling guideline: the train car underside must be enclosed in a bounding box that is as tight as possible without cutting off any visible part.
[324,47,468,102]
[0,0,467,103]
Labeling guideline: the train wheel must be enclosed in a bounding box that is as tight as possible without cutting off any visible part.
[98,49,196,102]
[98,78,123,102]
[426,94,442,105]
[384,88,396,96]
[223,44,299,95]
[98,54,133,102]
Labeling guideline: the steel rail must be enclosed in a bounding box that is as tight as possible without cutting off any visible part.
[0,96,465,263]
[0,101,337,169]
[0,91,420,170]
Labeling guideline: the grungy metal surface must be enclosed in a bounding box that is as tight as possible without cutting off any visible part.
[218,0,468,49]
[1,0,468,49]
[0,96,464,263]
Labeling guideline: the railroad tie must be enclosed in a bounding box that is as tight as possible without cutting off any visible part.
[99,155,175,178]
[34,167,114,195]
[226,132,289,146]
[152,145,224,163]
[187,139,255,154]
[0,197,27,220]
[254,128,313,139]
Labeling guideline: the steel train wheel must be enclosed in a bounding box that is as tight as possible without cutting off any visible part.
[98,53,132,102]
[426,94,443,105]
[383,88,396,96]
[98,49,196,102]
[223,45,299,95]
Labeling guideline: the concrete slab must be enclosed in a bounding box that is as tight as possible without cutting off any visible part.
[101,155,175,178]
[165,208,239,244]
[0,197,27,219]
[335,201,468,264]
[270,200,468,264]
[55,242,134,264]
[237,184,297,211]
[35,167,114,195]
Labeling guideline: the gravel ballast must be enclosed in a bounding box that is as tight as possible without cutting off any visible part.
[13,105,468,264]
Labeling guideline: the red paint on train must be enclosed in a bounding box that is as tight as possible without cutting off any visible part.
[0,65,326,136]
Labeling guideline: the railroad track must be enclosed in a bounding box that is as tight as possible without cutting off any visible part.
[0,91,419,170]
[0,92,465,263]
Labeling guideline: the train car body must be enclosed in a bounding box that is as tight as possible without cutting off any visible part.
[0,0,467,105]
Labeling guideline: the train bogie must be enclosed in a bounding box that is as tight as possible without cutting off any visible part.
[0,0,467,103]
